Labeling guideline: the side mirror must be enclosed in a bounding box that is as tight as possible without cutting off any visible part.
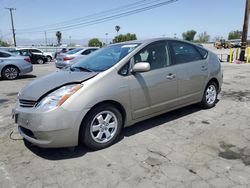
[132,62,150,73]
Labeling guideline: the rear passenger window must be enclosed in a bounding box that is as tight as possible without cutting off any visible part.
[197,47,208,59]
[31,49,41,53]
[170,42,202,64]
[82,50,91,55]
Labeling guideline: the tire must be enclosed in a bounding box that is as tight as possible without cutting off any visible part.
[1,66,19,80]
[47,56,52,62]
[200,81,218,109]
[80,104,123,150]
[37,58,44,64]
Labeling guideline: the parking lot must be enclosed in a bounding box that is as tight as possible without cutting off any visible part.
[0,62,250,188]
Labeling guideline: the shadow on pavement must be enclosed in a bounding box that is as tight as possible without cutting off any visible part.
[17,74,37,79]
[122,104,202,137]
[24,140,91,160]
[25,104,204,160]
[0,74,36,81]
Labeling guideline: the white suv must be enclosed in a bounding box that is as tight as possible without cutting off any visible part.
[19,48,53,62]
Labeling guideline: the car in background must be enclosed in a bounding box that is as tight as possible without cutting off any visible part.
[55,47,98,68]
[0,50,33,80]
[54,48,76,58]
[10,49,48,64]
[18,48,53,62]
[13,38,222,149]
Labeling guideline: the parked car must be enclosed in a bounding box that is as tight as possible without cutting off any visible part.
[55,47,98,68]
[18,48,53,62]
[10,49,48,64]
[13,38,222,150]
[0,50,33,80]
[54,48,76,58]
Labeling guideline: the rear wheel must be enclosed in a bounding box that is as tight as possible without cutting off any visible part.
[1,66,19,80]
[37,58,44,64]
[200,81,218,109]
[80,104,123,150]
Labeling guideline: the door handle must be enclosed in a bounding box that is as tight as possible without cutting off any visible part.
[201,66,208,71]
[166,73,176,80]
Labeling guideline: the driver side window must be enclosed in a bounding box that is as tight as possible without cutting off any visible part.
[134,41,170,70]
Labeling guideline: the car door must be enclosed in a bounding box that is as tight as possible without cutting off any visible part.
[0,51,12,71]
[169,41,209,105]
[128,41,178,119]
[0,52,7,70]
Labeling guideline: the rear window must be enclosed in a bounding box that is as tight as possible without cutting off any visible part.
[0,51,11,57]
[66,48,83,55]
[197,47,208,59]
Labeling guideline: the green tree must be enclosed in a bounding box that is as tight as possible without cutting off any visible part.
[112,33,137,43]
[197,32,210,43]
[115,25,121,36]
[88,38,102,47]
[182,30,197,41]
[228,30,242,40]
[0,40,10,47]
[56,31,62,46]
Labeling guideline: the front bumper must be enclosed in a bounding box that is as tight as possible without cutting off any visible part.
[12,106,88,148]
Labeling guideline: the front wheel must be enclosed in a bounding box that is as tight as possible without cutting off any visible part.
[80,104,123,150]
[200,81,218,109]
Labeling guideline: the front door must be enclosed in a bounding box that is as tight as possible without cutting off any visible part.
[128,41,178,119]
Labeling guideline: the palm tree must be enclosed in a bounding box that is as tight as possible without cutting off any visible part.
[115,25,120,36]
[56,31,62,46]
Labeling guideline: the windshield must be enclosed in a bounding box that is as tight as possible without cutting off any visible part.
[71,43,140,72]
[66,48,83,55]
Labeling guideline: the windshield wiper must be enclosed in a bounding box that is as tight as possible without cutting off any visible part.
[70,66,92,72]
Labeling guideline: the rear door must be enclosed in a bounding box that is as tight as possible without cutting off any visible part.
[128,41,178,119]
[169,41,209,104]
[0,51,12,70]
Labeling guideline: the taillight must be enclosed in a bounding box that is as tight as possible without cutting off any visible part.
[24,57,31,63]
[63,57,74,61]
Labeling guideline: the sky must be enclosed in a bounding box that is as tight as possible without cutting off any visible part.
[0,0,247,45]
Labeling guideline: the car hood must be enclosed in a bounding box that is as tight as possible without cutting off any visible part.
[18,70,98,101]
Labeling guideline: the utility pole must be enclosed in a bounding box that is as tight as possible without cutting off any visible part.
[240,0,250,61]
[44,31,47,49]
[69,36,71,46]
[105,33,108,45]
[5,8,16,47]
[0,30,2,40]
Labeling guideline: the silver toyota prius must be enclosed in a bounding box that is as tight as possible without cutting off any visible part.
[13,38,223,150]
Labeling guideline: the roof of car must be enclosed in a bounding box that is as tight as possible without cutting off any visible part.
[109,38,207,49]
[16,48,40,50]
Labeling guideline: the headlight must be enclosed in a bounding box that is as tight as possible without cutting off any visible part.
[36,84,83,111]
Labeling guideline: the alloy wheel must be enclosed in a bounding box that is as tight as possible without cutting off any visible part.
[90,111,118,144]
[206,85,217,105]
